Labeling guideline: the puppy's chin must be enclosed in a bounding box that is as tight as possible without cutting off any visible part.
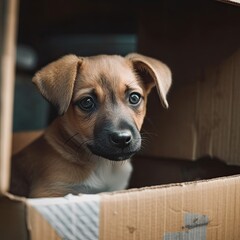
[92,151,136,161]
[87,144,141,161]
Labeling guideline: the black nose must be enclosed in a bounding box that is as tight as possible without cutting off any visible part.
[110,130,132,148]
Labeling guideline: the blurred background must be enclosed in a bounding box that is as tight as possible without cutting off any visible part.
[15,0,141,131]
[14,0,240,131]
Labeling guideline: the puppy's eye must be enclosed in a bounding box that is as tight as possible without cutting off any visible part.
[76,97,95,112]
[129,92,142,105]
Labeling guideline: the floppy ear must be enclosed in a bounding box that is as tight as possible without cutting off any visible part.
[33,55,82,115]
[126,53,172,108]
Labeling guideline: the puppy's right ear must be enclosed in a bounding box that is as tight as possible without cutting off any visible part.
[33,55,83,115]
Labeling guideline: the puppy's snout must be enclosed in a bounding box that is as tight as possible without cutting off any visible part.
[90,120,141,160]
[110,130,132,148]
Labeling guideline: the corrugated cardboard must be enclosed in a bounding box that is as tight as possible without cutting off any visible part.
[100,176,240,240]
[1,1,240,240]
[141,49,240,165]
[23,175,240,239]
[0,0,18,194]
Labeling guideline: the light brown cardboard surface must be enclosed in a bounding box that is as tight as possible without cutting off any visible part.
[141,49,240,165]
[0,0,18,194]
[100,175,240,240]
[27,205,61,240]
[4,175,240,240]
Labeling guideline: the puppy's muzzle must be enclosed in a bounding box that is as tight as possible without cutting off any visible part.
[88,120,141,161]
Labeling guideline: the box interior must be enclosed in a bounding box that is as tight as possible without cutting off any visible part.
[11,0,240,190]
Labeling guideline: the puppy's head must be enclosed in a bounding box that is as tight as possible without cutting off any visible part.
[33,54,171,161]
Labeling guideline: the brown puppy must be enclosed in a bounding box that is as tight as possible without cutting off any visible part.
[10,53,171,198]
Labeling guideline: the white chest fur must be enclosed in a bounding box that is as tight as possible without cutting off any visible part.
[70,160,133,194]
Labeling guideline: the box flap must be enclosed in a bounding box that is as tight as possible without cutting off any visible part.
[26,176,240,240]
[100,175,240,240]
[0,0,18,194]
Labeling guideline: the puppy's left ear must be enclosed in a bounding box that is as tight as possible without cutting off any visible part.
[33,55,83,115]
[126,53,172,108]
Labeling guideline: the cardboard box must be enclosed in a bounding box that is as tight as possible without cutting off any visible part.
[1,0,240,240]
[140,49,240,165]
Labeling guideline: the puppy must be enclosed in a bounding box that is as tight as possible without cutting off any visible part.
[10,53,171,198]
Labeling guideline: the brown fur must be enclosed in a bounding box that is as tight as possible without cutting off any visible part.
[10,53,172,198]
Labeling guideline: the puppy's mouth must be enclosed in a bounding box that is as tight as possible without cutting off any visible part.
[90,150,136,161]
[87,143,141,161]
